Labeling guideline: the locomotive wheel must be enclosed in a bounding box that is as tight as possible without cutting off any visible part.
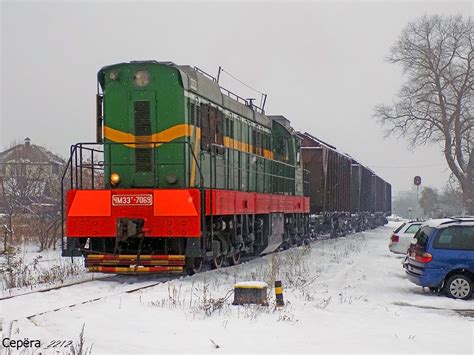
[210,254,224,269]
[228,251,241,266]
[185,257,203,276]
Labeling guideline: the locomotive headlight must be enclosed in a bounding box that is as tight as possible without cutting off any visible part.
[133,70,150,87]
[165,172,178,184]
[109,70,118,80]
[111,173,121,185]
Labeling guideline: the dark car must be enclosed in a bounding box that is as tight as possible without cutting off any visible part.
[405,217,474,300]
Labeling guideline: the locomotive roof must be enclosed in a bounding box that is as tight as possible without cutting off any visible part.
[175,64,273,128]
[98,61,273,129]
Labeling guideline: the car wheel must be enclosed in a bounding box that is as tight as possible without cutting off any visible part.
[444,274,473,300]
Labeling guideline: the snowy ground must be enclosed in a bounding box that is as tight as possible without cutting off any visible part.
[0,243,95,297]
[1,222,473,354]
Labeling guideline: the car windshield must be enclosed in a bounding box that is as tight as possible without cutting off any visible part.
[405,224,421,234]
[394,223,406,233]
[414,226,433,247]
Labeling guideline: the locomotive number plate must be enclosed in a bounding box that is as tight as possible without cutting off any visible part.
[112,194,153,206]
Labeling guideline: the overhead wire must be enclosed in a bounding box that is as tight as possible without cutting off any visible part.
[220,68,265,95]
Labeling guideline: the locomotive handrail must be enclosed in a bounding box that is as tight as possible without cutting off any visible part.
[193,66,265,114]
[66,141,204,189]
[60,145,76,253]
[60,140,205,255]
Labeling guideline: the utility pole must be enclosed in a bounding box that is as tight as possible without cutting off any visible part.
[414,176,422,220]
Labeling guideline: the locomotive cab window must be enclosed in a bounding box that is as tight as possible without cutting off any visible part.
[275,136,289,162]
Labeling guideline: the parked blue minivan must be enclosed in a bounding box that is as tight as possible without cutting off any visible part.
[405,217,474,300]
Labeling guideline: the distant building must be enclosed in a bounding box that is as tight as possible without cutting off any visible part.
[0,138,65,214]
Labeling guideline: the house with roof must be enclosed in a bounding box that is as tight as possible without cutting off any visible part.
[0,138,65,215]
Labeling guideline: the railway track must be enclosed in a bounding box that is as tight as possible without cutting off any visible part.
[1,232,357,324]
[1,274,178,323]
[0,274,117,301]
[24,278,174,322]
[2,249,286,322]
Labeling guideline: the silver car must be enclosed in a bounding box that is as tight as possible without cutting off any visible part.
[389,221,423,254]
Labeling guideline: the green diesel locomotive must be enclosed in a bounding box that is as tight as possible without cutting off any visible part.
[64,61,310,274]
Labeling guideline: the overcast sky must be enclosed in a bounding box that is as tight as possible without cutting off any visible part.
[1,0,472,193]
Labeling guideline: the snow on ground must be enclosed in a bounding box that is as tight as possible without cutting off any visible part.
[1,222,473,354]
[0,242,94,297]
[387,215,408,222]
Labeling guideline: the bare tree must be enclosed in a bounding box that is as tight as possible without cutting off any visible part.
[37,173,63,251]
[1,161,45,248]
[375,15,474,214]
[0,161,63,251]
[419,187,439,218]
[1,177,14,253]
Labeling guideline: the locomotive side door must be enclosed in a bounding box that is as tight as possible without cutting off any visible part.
[130,90,157,188]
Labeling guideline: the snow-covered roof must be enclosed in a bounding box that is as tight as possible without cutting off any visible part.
[299,132,354,162]
[0,140,65,166]
[299,131,337,150]
[422,218,474,228]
